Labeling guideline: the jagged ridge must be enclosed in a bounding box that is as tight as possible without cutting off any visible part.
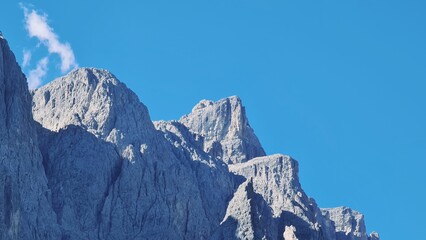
[0,35,379,240]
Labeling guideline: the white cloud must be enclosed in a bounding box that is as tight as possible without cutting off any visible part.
[28,57,48,90]
[22,50,31,67]
[22,6,77,73]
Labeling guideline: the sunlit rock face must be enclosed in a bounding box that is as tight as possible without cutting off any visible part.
[179,96,266,164]
[321,207,380,240]
[227,154,337,240]
[0,35,378,240]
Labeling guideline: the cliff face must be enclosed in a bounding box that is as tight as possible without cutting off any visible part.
[227,154,336,240]
[32,67,235,239]
[0,35,60,239]
[0,35,378,240]
[321,207,380,240]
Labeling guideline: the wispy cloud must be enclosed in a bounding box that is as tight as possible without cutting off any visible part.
[22,5,77,73]
[28,57,48,90]
[22,49,31,68]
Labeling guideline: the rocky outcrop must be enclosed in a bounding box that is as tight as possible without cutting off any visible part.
[369,232,380,240]
[0,34,378,240]
[179,96,266,164]
[0,35,60,239]
[283,225,299,240]
[321,207,379,240]
[228,154,336,240]
[212,179,276,240]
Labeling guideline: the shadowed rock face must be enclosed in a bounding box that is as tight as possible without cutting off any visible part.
[0,34,378,240]
[0,35,60,240]
[153,120,235,226]
[36,124,122,239]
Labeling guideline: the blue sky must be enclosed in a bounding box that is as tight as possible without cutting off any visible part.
[1,1,426,239]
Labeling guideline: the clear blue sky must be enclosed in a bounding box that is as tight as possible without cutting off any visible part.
[1,1,426,239]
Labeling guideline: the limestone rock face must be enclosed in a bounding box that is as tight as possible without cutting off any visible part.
[32,68,235,239]
[228,154,336,240]
[283,225,299,240]
[179,96,266,164]
[0,36,60,239]
[213,179,276,240]
[36,125,121,239]
[321,207,379,240]
[0,34,379,240]
[153,120,235,227]
[32,68,155,144]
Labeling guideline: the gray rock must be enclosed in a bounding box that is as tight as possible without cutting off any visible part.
[321,207,379,240]
[32,68,155,144]
[229,154,336,240]
[0,35,60,239]
[179,96,266,164]
[32,68,233,239]
[37,124,121,239]
[154,120,236,226]
[213,179,277,240]
[0,33,379,240]
[283,225,299,240]
[369,231,380,240]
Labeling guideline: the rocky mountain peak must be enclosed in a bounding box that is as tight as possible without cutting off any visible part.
[0,35,379,240]
[32,67,155,145]
[179,96,266,164]
[66,67,117,86]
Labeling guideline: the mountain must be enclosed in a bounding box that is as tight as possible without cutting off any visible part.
[0,33,60,239]
[179,96,266,164]
[32,67,234,239]
[0,35,378,239]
